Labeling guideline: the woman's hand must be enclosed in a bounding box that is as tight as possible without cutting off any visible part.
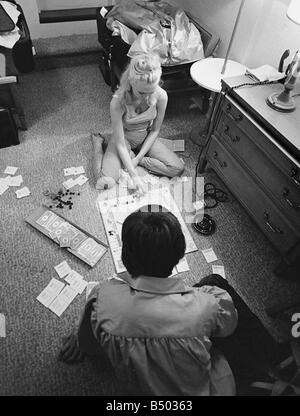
[131,175,147,197]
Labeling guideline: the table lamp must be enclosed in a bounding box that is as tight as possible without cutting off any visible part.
[267,0,300,112]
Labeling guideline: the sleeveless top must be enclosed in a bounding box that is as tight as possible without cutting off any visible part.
[113,93,157,145]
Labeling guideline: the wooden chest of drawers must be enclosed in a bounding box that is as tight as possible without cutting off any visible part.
[200,76,300,273]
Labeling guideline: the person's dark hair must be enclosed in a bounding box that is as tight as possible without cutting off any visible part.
[121,204,186,278]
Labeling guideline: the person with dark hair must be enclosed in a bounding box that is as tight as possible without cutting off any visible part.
[59,204,238,395]
[58,205,286,395]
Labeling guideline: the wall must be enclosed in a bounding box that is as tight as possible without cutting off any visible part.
[170,0,300,69]
[17,0,113,39]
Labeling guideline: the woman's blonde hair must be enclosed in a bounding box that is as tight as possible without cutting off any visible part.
[116,53,162,106]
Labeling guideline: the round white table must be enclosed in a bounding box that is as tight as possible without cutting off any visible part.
[190,57,246,144]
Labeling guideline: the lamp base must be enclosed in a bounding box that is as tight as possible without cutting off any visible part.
[266,91,296,112]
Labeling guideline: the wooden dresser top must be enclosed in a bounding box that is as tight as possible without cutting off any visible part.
[222,75,300,161]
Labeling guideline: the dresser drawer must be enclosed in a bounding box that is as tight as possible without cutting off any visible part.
[215,113,300,230]
[207,136,300,255]
[221,96,300,186]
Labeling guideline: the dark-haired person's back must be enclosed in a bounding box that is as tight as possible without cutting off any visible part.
[59,205,238,395]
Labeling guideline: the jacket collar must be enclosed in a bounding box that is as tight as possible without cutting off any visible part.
[120,273,193,295]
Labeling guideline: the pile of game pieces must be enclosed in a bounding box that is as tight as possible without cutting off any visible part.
[37,261,89,317]
[0,166,30,199]
[63,166,89,190]
[44,188,80,210]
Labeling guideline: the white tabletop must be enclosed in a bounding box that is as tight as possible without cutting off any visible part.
[190,57,247,93]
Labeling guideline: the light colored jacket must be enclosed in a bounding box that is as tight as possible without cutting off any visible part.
[85,274,238,396]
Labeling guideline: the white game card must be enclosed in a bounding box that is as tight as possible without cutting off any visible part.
[176,257,190,273]
[65,271,87,294]
[0,183,9,195]
[4,166,18,175]
[48,285,78,317]
[36,278,65,308]
[202,248,218,263]
[173,140,185,152]
[75,175,89,186]
[73,166,85,175]
[64,167,76,176]
[15,186,30,199]
[8,175,23,187]
[54,261,72,279]
[212,265,226,279]
[0,313,6,338]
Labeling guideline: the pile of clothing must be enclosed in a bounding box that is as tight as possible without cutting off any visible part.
[105,0,204,66]
[0,1,21,49]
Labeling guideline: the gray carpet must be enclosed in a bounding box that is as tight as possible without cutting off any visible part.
[0,63,298,396]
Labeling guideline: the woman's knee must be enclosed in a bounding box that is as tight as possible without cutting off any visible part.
[96,176,116,190]
[168,159,185,177]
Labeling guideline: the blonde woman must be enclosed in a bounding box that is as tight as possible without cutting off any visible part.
[92,53,185,195]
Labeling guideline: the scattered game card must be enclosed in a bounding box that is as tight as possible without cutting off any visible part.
[36,278,65,308]
[173,140,185,152]
[202,248,218,263]
[176,257,190,273]
[4,166,18,175]
[63,178,76,190]
[48,285,78,317]
[0,183,9,195]
[212,265,226,279]
[0,313,6,338]
[193,200,204,211]
[75,174,88,186]
[64,167,76,176]
[15,186,30,199]
[65,271,87,294]
[86,281,99,301]
[54,261,72,279]
[8,175,23,187]
[73,166,85,175]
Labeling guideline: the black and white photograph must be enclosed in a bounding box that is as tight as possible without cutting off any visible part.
[0,0,299,400]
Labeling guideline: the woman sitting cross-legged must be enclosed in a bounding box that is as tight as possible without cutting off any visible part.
[92,53,185,195]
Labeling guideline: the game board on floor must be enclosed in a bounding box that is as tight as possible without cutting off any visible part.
[26,205,107,267]
[98,187,197,274]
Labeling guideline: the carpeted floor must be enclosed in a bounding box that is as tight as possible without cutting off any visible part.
[0,63,299,396]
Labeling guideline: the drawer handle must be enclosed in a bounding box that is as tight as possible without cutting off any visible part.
[224,125,230,134]
[291,168,300,188]
[233,114,243,122]
[213,151,227,168]
[263,212,283,234]
[283,188,300,210]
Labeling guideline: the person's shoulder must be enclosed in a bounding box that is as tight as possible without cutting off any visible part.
[156,85,168,103]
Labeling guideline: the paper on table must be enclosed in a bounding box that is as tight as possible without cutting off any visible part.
[202,248,218,263]
[54,260,72,279]
[0,313,6,338]
[176,257,190,273]
[48,285,78,317]
[0,183,8,195]
[1,1,20,24]
[4,166,18,175]
[212,265,226,279]
[36,278,65,308]
[170,267,178,277]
